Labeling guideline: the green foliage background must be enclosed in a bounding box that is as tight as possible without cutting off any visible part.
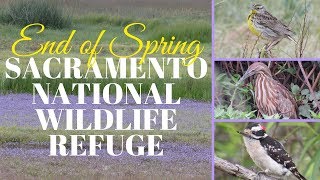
[0,0,71,28]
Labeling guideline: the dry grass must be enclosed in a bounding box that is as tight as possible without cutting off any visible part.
[75,0,211,9]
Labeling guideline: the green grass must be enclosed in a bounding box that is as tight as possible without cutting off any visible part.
[0,73,211,101]
[0,126,211,146]
[0,0,71,29]
[0,0,212,102]
[149,20,211,43]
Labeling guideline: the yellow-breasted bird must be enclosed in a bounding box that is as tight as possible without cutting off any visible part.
[247,4,297,53]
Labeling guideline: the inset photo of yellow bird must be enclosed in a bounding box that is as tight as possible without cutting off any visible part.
[214,0,316,58]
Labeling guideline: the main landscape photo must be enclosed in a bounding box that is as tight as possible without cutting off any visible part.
[0,0,212,178]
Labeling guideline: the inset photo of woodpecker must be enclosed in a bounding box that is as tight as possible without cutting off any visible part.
[214,122,320,180]
[214,0,319,58]
[214,61,320,119]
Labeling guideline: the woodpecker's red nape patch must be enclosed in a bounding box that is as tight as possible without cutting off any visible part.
[261,125,266,131]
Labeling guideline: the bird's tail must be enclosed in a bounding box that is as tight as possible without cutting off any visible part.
[292,171,307,180]
[288,35,298,44]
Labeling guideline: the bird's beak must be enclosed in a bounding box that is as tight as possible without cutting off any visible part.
[237,129,252,138]
[236,71,251,86]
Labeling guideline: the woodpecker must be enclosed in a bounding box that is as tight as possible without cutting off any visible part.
[238,123,306,180]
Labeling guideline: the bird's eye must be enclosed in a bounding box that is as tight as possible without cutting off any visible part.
[255,6,262,10]
[252,130,265,136]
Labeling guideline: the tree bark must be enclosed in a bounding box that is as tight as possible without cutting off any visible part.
[214,156,278,180]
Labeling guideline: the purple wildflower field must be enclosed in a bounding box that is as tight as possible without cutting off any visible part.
[0,94,211,132]
[0,93,211,178]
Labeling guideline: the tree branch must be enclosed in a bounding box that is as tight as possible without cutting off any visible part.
[214,156,278,180]
[298,61,320,111]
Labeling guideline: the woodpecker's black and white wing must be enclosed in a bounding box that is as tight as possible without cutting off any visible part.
[260,136,306,180]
